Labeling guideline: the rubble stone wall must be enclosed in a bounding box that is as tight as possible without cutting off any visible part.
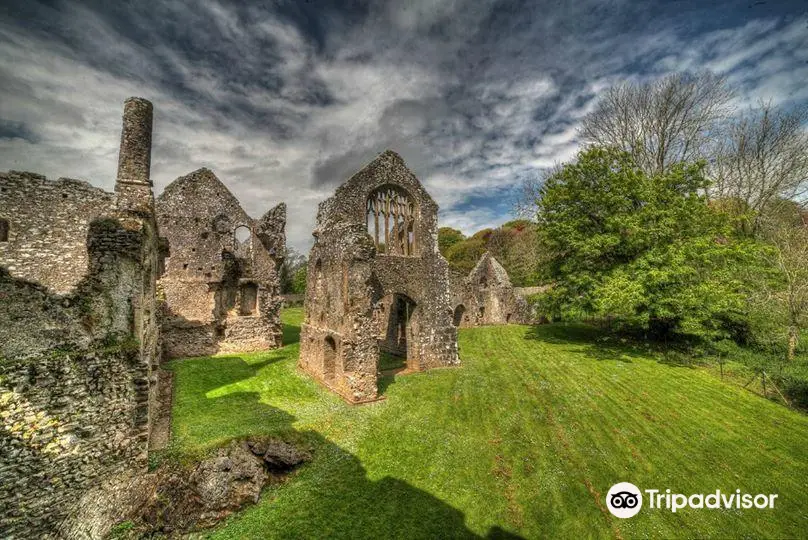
[156,168,286,359]
[449,252,532,327]
[300,150,459,403]
[0,98,163,538]
[0,172,116,294]
[0,192,162,538]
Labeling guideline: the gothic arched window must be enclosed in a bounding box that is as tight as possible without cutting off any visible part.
[366,185,416,256]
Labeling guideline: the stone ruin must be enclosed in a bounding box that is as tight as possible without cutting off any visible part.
[157,169,285,358]
[0,97,286,537]
[449,252,532,327]
[299,150,459,403]
[0,98,164,537]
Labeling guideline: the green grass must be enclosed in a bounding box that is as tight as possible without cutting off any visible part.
[166,308,808,539]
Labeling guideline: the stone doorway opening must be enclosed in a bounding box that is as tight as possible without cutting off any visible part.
[378,293,417,372]
[452,304,466,327]
[323,336,337,382]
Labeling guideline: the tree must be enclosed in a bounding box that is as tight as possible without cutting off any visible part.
[280,247,307,294]
[757,210,808,360]
[580,72,733,175]
[486,220,544,286]
[536,146,765,340]
[291,266,308,295]
[710,102,808,235]
[438,227,465,256]
[445,231,489,274]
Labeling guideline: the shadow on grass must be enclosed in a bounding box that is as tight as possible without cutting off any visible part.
[282,319,301,345]
[169,363,522,538]
[525,323,649,364]
[377,373,399,396]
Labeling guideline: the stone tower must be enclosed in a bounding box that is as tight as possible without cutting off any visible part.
[115,97,154,212]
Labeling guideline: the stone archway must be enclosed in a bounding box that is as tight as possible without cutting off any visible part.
[453,305,466,327]
[323,336,337,382]
[377,293,417,371]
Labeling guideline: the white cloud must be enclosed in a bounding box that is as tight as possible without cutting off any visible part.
[0,1,805,252]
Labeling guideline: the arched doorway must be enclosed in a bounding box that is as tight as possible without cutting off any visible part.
[323,336,337,382]
[378,293,417,371]
[453,305,466,327]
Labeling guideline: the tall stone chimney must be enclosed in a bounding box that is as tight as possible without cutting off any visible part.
[116,97,153,187]
[115,98,155,213]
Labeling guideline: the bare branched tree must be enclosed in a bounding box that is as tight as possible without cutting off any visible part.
[710,103,808,234]
[580,72,734,175]
[760,218,808,361]
[514,167,557,219]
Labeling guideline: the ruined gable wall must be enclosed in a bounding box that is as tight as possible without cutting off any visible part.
[450,253,531,327]
[0,172,116,294]
[156,169,284,358]
[300,151,458,403]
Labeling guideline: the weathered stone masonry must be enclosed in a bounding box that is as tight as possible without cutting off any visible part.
[0,96,288,538]
[300,150,459,403]
[156,169,286,359]
[449,252,531,328]
[0,99,163,538]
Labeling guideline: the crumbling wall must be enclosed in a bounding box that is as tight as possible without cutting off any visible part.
[0,98,163,538]
[156,168,285,359]
[300,150,458,403]
[450,252,531,327]
[0,172,116,294]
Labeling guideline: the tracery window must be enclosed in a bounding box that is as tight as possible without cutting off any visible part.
[366,185,416,256]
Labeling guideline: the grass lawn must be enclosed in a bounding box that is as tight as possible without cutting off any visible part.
[165,308,808,539]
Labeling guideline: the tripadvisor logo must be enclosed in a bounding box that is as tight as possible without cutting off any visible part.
[606,482,643,518]
[605,482,778,518]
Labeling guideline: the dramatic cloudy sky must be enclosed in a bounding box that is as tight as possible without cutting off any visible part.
[0,0,806,250]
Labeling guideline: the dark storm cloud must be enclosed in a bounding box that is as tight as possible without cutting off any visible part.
[0,0,806,249]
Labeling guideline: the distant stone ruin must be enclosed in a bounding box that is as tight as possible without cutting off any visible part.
[299,150,459,403]
[0,97,287,537]
[157,169,285,358]
[450,252,532,327]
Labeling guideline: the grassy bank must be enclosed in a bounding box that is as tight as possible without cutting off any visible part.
[165,308,808,538]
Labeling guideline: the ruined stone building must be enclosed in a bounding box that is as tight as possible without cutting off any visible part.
[156,169,285,359]
[449,252,532,327]
[0,97,287,538]
[0,98,164,537]
[299,150,459,403]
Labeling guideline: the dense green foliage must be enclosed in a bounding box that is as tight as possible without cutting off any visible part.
[437,227,466,254]
[440,222,543,286]
[444,230,489,275]
[535,147,772,340]
[290,266,307,294]
[165,309,808,538]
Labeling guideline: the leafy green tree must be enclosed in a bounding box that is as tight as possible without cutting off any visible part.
[537,146,768,340]
[291,266,308,294]
[438,227,465,256]
[445,234,487,274]
[486,220,544,286]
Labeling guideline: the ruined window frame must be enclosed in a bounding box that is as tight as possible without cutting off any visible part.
[366,185,417,256]
[0,218,8,242]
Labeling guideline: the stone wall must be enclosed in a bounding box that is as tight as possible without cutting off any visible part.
[0,172,116,294]
[156,168,285,358]
[449,252,532,327]
[0,98,163,538]
[300,150,459,403]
